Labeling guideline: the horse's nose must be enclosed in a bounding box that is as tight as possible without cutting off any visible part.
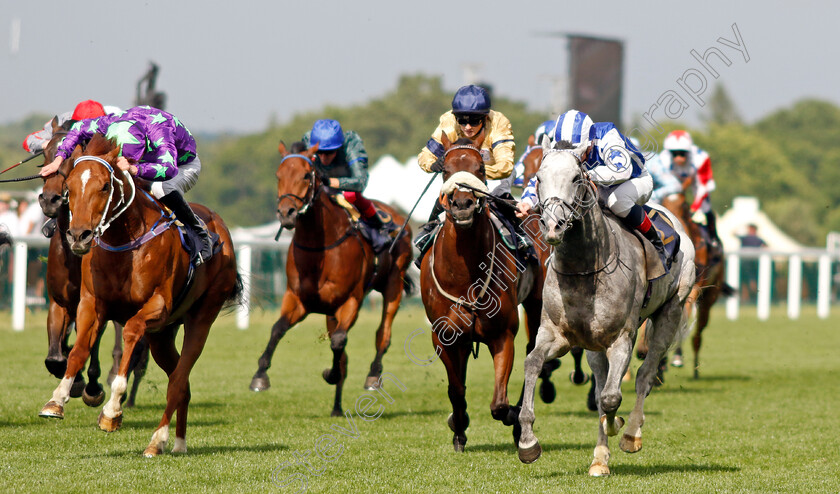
[66,228,94,254]
[453,197,474,211]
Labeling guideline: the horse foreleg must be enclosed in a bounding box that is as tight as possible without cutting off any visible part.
[142,325,181,457]
[435,334,471,452]
[39,297,104,420]
[600,333,632,435]
[125,337,150,408]
[81,325,107,407]
[519,327,569,464]
[324,298,360,417]
[488,330,515,430]
[366,272,403,390]
[251,291,307,392]
[586,351,612,476]
[523,298,560,402]
[692,287,716,379]
[569,346,590,385]
[107,322,124,386]
[100,293,167,433]
[44,301,72,378]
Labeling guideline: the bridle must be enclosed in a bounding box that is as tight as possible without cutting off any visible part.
[537,149,598,239]
[440,144,487,216]
[277,153,317,216]
[71,155,136,238]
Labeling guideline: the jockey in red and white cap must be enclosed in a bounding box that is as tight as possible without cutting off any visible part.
[21,100,120,154]
[658,130,720,242]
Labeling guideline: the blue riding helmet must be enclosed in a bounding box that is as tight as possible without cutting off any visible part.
[451,85,491,115]
[534,120,556,144]
[310,119,344,151]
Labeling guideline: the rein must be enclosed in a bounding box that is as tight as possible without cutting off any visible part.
[0,151,44,176]
[72,155,136,238]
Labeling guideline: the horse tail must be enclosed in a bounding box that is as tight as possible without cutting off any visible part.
[719,282,736,297]
[221,273,246,313]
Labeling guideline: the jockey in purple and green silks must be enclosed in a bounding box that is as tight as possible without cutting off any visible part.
[40,105,214,265]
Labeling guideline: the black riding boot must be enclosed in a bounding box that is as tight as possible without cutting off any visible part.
[705,210,721,245]
[413,199,445,268]
[363,211,384,230]
[642,227,668,268]
[160,191,213,265]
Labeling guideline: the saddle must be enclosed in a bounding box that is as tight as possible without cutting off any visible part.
[330,194,401,254]
[626,205,681,281]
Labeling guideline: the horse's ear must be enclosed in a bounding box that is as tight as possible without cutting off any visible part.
[440,131,451,150]
[540,134,552,150]
[305,142,319,159]
[277,140,288,157]
[60,145,83,177]
[106,145,121,163]
[574,141,590,159]
[50,116,61,133]
[528,134,536,147]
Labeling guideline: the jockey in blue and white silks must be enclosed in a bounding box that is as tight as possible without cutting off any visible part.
[518,109,666,257]
[511,120,555,188]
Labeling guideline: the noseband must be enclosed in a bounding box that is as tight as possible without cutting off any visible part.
[537,149,598,238]
[441,145,487,215]
[72,155,136,238]
[277,154,317,216]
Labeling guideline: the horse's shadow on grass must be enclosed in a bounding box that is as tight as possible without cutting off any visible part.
[690,374,751,383]
[79,442,288,459]
[469,441,590,453]
[536,462,739,478]
[122,400,229,412]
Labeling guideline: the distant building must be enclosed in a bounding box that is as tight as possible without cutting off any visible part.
[718,196,803,251]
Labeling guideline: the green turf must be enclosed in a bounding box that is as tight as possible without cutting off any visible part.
[0,304,838,493]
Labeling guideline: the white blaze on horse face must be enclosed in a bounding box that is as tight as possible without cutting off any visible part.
[79,169,91,196]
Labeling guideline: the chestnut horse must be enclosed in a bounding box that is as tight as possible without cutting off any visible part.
[38,134,241,457]
[39,119,148,407]
[419,132,546,451]
[660,192,730,378]
[249,142,413,417]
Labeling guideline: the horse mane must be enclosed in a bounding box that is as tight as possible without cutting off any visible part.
[452,137,475,147]
[551,139,575,150]
[289,141,307,153]
[85,133,119,156]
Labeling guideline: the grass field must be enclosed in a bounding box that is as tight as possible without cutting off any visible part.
[1,304,838,493]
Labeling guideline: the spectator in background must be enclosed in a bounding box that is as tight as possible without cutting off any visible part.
[739,223,767,302]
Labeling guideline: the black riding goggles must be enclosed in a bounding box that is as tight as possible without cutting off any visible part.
[455,114,485,126]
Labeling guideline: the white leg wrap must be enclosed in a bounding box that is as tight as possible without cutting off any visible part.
[150,425,169,450]
[171,437,187,454]
[51,377,74,404]
[103,376,127,419]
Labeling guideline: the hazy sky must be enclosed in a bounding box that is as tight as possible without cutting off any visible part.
[2,1,838,135]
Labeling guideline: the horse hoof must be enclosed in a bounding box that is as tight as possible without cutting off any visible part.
[693,368,700,380]
[330,408,343,418]
[452,435,466,452]
[588,461,610,477]
[322,368,340,385]
[39,401,64,419]
[143,444,163,458]
[539,379,556,403]
[70,378,86,398]
[570,371,590,386]
[518,441,542,463]
[82,388,105,407]
[620,434,643,453]
[447,413,456,432]
[98,411,123,432]
[671,355,684,367]
[363,375,380,390]
[250,374,271,392]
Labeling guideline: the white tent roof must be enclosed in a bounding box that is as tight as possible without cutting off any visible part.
[718,196,804,251]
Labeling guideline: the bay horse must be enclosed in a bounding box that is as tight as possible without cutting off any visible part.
[516,140,696,476]
[660,192,731,378]
[419,132,547,452]
[249,141,413,417]
[38,134,241,457]
[39,119,148,407]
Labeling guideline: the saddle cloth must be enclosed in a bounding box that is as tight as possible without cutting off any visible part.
[330,194,401,253]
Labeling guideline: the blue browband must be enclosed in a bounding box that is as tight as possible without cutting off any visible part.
[280,154,313,166]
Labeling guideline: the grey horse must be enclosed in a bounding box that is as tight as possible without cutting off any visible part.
[516,140,696,476]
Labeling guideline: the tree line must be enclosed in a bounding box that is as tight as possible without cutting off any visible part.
[1,76,837,246]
